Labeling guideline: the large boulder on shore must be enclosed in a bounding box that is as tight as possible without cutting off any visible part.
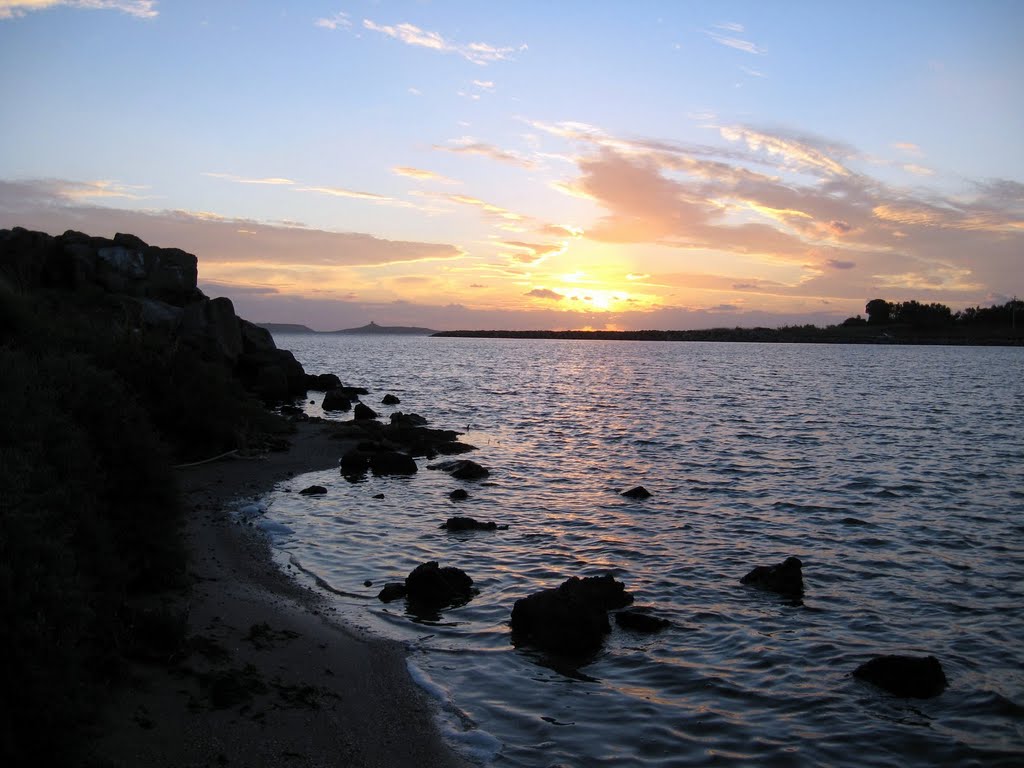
[353,402,378,420]
[740,556,804,596]
[853,655,948,698]
[340,446,417,477]
[306,372,342,391]
[510,575,634,654]
[323,388,352,411]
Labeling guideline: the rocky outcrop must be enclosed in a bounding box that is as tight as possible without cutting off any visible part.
[382,394,401,405]
[306,373,342,391]
[0,228,310,402]
[441,516,507,531]
[299,485,327,496]
[510,575,634,654]
[448,489,469,501]
[740,557,804,596]
[377,561,475,609]
[853,655,948,698]
[322,389,352,411]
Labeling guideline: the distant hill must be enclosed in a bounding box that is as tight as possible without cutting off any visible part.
[332,321,436,335]
[256,322,316,334]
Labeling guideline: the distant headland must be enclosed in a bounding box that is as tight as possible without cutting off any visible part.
[258,320,436,335]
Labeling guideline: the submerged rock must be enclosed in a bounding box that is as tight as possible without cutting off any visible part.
[441,516,507,531]
[298,485,327,496]
[621,485,652,499]
[853,655,948,698]
[381,393,401,405]
[510,575,634,654]
[615,609,670,632]
[449,489,469,501]
[740,556,804,596]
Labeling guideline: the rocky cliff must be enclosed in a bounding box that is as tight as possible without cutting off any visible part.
[0,226,306,401]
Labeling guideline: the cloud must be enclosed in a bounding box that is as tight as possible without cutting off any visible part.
[525,288,563,301]
[472,79,495,90]
[893,142,923,156]
[719,126,851,177]
[0,0,156,19]
[314,12,350,30]
[500,240,565,264]
[826,259,856,269]
[0,179,462,269]
[296,185,392,202]
[434,137,535,168]
[903,164,934,176]
[705,29,764,54]
[362,18,522,65]
[204,172,295,186]
[434,193,525,221]
[391,166,458,184]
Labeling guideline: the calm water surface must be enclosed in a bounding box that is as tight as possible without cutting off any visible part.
[254,336,1024,767]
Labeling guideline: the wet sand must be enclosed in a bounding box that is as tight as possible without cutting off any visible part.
[92,421,470,768]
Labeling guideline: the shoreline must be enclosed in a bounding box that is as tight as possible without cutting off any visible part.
[92,420,471,768]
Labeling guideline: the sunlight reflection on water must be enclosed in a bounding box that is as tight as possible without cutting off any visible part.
[258,336,1024,767]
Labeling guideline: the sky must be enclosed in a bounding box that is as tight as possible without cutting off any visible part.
[1,1,1022,331]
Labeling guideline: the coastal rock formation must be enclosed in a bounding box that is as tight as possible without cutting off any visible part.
[441,516,507,531]
[0,228,313,402]
[740,556,804,596]
[621,486,652,499]
[353,402,378,421]
[449,489,469,501]
[322,389,352,411]
[390,411,427,427]
[382,394,401,405]
[298,485,327,496]
[615,609,670,632]
[340,445,417,477]
[377,562,475,608]
[428,458,489,480]
[853,655,948,698]
[510,575,634,654]
[305,373,341,391]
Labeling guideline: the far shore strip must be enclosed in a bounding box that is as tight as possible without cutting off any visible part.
[93,421,471,768]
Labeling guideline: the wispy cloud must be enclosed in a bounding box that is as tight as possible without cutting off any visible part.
[50,178,150,200]
[525,287,563,301]
[719,126,851,177]
[314,11,350,30]
[0,0,157,19]
[893,141,923,156]
[902,163,934,176]
[434,136,535,168]
[203,172,296,186]
[443,193,524,220]
[500,240,566,264]
[391,166,458,184]
[362,18,523,65]
[705,29,764,55]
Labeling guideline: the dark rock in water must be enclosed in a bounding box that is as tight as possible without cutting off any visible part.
[615,609,670,632]
[390,411,427,427]
[299,485,327,496]
[621,485,652,499]
[510,575,634,654]
[382,393,401,405]
[441,516,508,531]
[363,580,373,587]
[405,561,474,606]
[323,388,352,411]
[853,655,948,698]
[449,489,469,501]
[428,459,489,480]
[280,404,304,417]
[370,450,416,475]
[306,372,342,391]
[339,449,370,475]
[434,441,477,456]
[372,493,385,499]
[740,556,804,596]
[378,582,407,602]
[353,402,378,420]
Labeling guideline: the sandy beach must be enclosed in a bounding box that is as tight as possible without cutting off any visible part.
[92,421,470,768]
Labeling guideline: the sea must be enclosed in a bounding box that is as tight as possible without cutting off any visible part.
[247,334,1024,767]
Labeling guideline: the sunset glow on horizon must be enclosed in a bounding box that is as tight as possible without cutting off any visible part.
[1,1,1022,330]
